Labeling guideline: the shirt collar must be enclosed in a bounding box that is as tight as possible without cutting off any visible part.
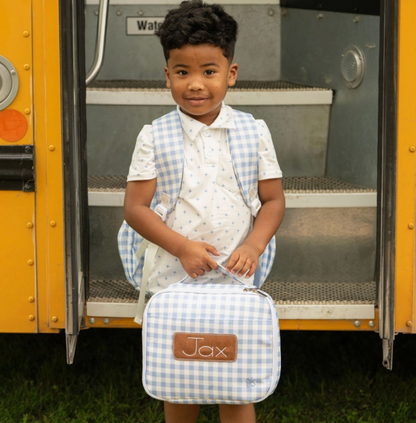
[177,103,236,142]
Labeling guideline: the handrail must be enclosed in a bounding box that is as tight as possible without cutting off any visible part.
[86,0,109,86]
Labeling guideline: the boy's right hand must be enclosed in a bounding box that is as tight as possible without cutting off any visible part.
[176,239,220,279]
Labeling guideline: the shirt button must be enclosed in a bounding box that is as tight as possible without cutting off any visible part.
[203,130,210,137]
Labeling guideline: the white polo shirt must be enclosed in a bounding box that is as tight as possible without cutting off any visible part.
[128,104,282,293]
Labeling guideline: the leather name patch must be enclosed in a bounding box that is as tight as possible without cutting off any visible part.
[173,333,238,362]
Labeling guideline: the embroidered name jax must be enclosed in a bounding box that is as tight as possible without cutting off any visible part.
[173,333,237,362]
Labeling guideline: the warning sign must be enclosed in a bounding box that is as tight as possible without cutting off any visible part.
[127,17,164,35]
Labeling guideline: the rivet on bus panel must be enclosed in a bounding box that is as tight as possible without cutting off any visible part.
[28,297,35,303]
[23,31,30,37]
[27,222,33,228]
[354,321,361,328]
[103,318,110,324]
[23,64,30,70]
[89,318,95,324]
[408,223,415,230]
[28,315,35,321]
[27,259,34,266]
[52,316,58,322]
[368,321,375,328]
[50,221,56,227]
[409,146,416,153]
[406,321,413,328]
[49,145,55,151]
[24,108,30,115]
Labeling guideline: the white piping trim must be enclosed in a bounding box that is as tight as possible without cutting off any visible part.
[86,301,374,320]
[86,89,333,106]
[88,191,377,208]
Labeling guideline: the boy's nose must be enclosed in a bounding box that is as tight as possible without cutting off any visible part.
[188,76,204,91]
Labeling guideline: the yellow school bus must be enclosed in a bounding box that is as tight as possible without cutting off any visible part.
[0,0,414,369]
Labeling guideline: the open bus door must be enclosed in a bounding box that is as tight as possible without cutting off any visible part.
[60,0,89,364]
[378,0,397,370]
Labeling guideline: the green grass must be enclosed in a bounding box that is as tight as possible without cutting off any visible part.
[0,329,416,422]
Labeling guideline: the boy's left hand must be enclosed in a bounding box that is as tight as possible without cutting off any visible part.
[225,244,260,278]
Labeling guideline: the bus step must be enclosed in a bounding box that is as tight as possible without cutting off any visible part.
[87,175,377,208]
[86,79,333,106]
[87,279,376,320]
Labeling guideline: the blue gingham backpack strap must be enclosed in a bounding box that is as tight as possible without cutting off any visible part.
[117,110,184,289]
[117,197,156,290]
[228,109,262,217]
[228,109,276,287]
[152,110,185,220]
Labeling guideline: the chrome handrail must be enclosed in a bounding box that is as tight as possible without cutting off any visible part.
[86,0,109,86]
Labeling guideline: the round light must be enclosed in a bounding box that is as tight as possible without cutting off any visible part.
[0,56,19,110]
[341,46,365,89]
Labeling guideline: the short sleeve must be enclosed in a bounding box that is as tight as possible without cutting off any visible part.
[256,119,283,180]
[127,124,157,182]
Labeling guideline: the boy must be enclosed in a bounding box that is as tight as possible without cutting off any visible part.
[124,1,285,422]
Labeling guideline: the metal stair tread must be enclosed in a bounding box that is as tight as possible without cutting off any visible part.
[88,175,375,194]
[88,278,376,305]
[86,80,333,105]
[88,79,331,92]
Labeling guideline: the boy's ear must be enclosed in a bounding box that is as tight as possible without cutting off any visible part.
[228,63,238,87]
[164,65,171,89]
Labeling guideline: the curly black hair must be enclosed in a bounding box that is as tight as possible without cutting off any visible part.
[155,0,238,61]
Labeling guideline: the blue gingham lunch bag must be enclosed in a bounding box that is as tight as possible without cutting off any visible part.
[142,265,281,405]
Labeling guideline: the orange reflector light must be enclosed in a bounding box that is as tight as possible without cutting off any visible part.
[0,109,28,142]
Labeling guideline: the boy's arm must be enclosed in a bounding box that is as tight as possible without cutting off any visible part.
[124,179,220,279]
[225,178,285,277]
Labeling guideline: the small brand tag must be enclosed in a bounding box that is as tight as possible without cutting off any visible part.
[173,333,238,362]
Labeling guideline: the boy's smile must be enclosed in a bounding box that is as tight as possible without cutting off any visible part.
[164,44,238,126]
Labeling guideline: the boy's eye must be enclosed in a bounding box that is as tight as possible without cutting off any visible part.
[178,70,188,76]
[205,70,215,75]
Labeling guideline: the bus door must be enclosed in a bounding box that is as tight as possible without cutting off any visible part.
[60,0,89,364]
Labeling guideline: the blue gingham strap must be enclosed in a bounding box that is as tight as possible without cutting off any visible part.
[134,241,158,325]
[227,110,260,217]
[152,111,184,215]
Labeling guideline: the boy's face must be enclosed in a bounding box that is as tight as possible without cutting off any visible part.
[164,44,238,126]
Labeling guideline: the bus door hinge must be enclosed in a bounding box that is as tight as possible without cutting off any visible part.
[0,145,35,192]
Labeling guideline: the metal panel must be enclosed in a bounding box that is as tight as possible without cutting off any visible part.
[87,301,375,320]
[394,0,416,338]
[89,206,125,280]
[88,205,377,283]
[0,0,37,333]
[0,192,37,332]
[281,9,380,188]
[270,207,377,283]
[85,4,281,81]
[32,0,67,335]
[86,103,330,176]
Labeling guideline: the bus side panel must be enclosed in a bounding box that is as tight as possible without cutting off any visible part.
[32,0,66,332]
[0,1,36,332]
[395,0,416,334]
